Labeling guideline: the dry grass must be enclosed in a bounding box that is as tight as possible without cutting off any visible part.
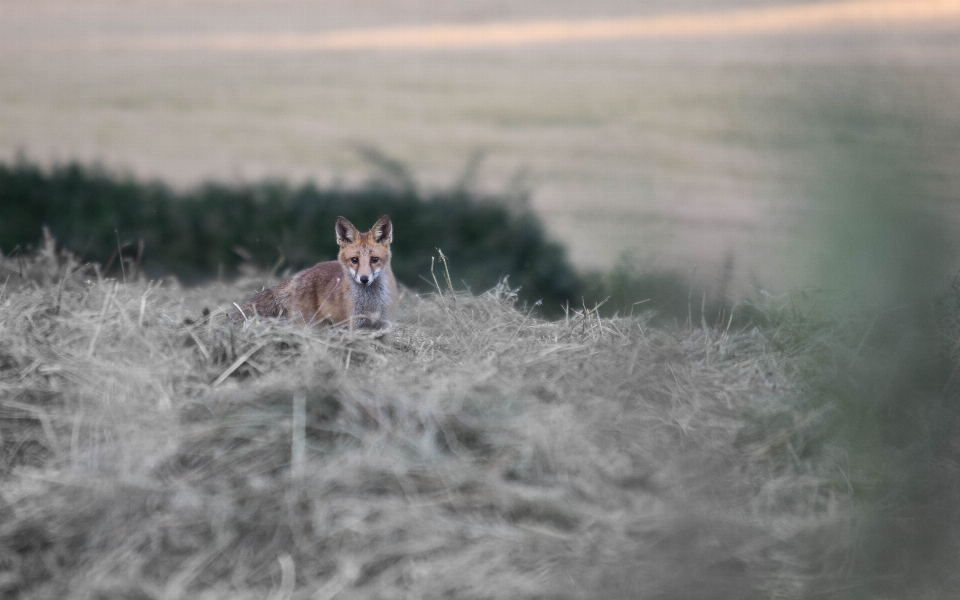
[0,239,865,599]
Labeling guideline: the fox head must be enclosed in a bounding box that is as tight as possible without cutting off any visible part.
[336,215,393,287]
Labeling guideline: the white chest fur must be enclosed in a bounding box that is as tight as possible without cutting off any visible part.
[350,277,392,328]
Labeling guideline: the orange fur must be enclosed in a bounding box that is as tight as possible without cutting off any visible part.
[229,216,397,329]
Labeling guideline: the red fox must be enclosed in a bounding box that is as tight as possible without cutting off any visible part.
[229,215,397,329]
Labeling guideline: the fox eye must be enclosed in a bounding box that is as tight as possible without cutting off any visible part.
[370,257,379,264]
[350,257,359,264]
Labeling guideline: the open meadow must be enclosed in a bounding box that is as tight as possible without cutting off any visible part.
[1,233,959,598]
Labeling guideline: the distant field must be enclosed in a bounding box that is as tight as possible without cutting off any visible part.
[2,0,960,293]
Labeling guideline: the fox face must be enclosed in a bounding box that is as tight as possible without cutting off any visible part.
[336,215,393,287]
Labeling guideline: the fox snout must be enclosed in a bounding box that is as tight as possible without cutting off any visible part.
[350,263,379,286]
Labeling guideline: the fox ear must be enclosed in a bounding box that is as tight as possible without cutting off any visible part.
[335,216,358,247]
[371,215,393,245]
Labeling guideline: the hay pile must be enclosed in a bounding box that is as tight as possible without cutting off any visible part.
[0,240,855,599]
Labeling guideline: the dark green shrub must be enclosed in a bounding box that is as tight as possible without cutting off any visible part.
[0,160,580,315]
[0,159,741,322]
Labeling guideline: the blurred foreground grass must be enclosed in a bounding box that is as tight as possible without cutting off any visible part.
[790,113,960,596]
[1,234,958,598]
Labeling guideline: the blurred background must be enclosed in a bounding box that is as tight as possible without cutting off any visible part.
[2,0,959,307]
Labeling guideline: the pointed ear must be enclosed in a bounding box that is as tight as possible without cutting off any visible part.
[371,215,393,245]
[335,216,358,247]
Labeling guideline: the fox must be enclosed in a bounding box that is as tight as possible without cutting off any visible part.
[229,215,397,329]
